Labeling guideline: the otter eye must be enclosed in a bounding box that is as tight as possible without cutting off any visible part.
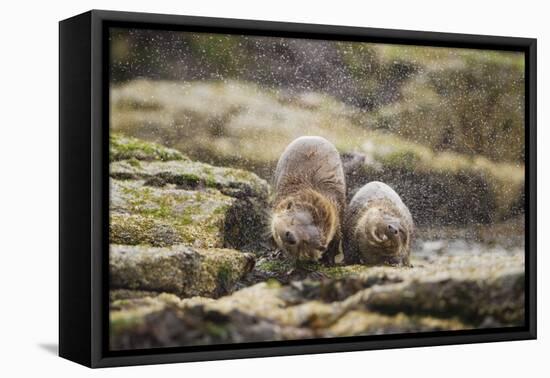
[317,244,327,252]
[286,201,293,210]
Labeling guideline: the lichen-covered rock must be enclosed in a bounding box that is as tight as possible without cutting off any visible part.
[108,136,270,250]
[110,244,255,298]
[111,159,269,200]
[361,272,524,326]
[109,247,523,349]
[328,311,465,336]
[110,289,161,302]
[110,133,185,162]
[110,180,233,248]
[110,296,314,350]
[110,213,186,247]
[109,178,268,250]
[367,46,524,162]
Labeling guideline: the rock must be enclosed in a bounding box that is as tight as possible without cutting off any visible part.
[110,244,255,298]
[338,248,525,327]
[108,137,270,250]
[105,134,525,350]
[110,213,187,247]
[328,311,465,336]
[110,133,185,162]
[109,247,523,348]
[109,175,268,250]
[104,47,528,349]
[110,289,160,302]
[368,48,524,162]
[110,297,313,350]
[342,144,523,225]
[110,179,233,248]
[362,272,524,326]
[110,158,269,200]
[110,80,524,224]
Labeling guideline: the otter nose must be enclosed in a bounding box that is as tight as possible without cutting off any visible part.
[387,224,399,235]
[284,231,297,245]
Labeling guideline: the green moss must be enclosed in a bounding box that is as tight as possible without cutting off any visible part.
[357,130,523,221]
[216,263,234,293]
[110,213,184,247]
[204,176,218,187]
[127,157,142,168]
[375,44,524,71]
[319,265,371,279]
[265,278,282,288]
[111,180,237,248]
[110,133,185,162]
[378,150,421,171]
[182,173,201,184]
[204,321,230,338]
[114,97,164,111]
[256,259,293,274]
[110,313,145,336]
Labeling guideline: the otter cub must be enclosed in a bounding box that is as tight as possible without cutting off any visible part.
[271,136,346,264]
[344,181,413,266]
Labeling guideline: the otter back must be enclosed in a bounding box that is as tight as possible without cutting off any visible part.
[273,136,346,207]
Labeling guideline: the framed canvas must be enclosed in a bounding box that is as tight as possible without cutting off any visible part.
[59,10,537,368]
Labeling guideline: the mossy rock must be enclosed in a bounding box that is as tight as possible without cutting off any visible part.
[110,179,268,250]
[254,258,379,284]
[110,180,232,248]
[110,244,255,298]
[109,244,523,349]
[110,158,269,200]
[253,248,524,327]
[364,45,525,162]
[362,272,525,326]
[110,133,186,162]
[342,145,523,225]
[328,311,466,336]
[110,289,161,302]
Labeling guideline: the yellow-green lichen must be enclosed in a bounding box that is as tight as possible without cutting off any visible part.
[111,180,235,248]
[110,132,186,162]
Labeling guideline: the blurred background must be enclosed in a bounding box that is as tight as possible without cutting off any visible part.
[109,27,525,231]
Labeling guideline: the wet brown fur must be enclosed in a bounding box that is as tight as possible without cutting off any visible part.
[273,186,339,258]
[271,137,346,264]
[344,183,413,266]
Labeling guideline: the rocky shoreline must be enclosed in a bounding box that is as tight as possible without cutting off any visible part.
[108,134,525,350]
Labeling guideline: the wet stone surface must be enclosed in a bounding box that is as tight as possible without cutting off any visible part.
[110,248,524,349]
[109,136,270,251]
[108,134,525,350]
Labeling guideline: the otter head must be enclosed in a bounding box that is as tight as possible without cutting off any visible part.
[357,207,408,257]
[271,198,329,261]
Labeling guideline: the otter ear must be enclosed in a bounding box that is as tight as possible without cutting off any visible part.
[286,201,294,210]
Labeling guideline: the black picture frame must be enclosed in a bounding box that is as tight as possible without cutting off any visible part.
[59,9,537,368]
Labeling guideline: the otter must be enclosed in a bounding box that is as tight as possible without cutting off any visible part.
[271,136,346,264]
[344,181,413,266]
